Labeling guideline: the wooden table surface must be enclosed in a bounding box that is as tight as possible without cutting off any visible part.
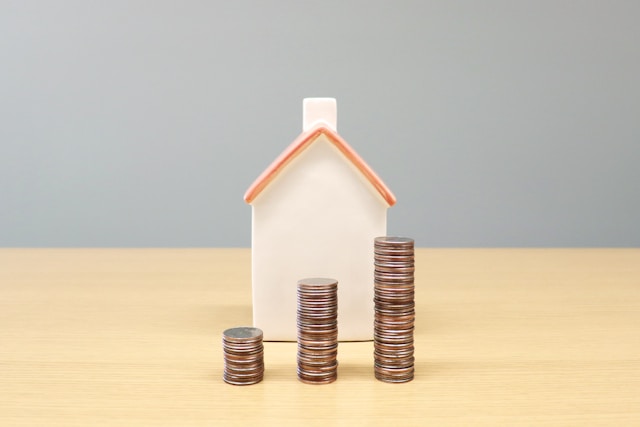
[1,248,639,426]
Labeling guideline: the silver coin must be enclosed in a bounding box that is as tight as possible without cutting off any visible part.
[374,236,415,245]
[297,277,338,287]
[223,326,263,341]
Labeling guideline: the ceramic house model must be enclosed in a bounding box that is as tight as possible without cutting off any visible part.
[244,98,396,341]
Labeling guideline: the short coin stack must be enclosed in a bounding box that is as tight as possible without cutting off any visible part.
[297,278,339,384]
[373,236,415,383]
[222,326,264,385]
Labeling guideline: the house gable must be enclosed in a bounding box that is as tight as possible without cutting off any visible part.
[244,125,396,207]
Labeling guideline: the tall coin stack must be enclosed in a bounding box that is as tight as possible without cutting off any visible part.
[297,278,339,384]
[222,327,264,385]
[373,236,415,383]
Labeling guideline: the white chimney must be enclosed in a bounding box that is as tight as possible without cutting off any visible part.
[303,98,337,132]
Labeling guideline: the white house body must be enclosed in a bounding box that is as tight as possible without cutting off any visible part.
[245,99,396,341]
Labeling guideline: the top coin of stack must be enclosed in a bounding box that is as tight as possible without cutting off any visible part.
[222,326,264,385]
[373,237,415,383]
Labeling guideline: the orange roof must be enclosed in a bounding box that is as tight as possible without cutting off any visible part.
[244,125,396,206]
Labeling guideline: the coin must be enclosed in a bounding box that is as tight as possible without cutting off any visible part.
[222,326,264,385]
[223,326,263,341]
[373,236,415,383]
[297,278,338,384]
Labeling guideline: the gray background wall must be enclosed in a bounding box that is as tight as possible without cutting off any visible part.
[1,1,639,247]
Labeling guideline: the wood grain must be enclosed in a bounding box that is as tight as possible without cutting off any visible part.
[1,249,639,426]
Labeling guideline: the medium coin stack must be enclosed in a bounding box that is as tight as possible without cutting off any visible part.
[374,236,415,383]
[297,278,339,384]
[222,326,264,385]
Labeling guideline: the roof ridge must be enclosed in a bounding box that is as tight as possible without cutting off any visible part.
[244,125,396,206]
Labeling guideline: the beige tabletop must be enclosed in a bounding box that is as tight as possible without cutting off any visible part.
[1,248,639,426]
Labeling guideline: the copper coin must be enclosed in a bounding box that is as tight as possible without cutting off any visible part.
[372,236,415,383]
[297,277,338,385]
[222,326,264,386]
